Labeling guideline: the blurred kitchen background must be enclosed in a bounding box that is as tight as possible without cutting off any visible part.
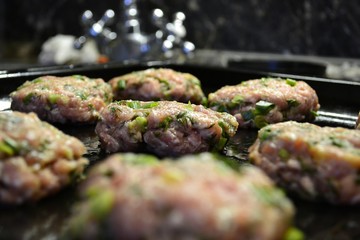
[1,0,360,78]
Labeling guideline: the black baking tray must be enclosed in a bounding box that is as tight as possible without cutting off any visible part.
[0,61,360,240]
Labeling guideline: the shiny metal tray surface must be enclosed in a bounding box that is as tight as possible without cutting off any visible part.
[0,62,360,239]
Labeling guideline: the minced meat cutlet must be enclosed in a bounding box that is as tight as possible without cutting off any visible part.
[249,121,360,205]
[10,75,113,124]
[95,100,238,157]
[67,152,295,240]
[208,77,320,128]
[109,68,207,105]
[0,111,88,204]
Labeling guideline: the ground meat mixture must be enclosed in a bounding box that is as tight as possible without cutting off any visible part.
[108,68,207,105]
[356,112,360,129]
[95,100,238,157]
[208,77,320,128]
[10,75,113,124]
[67,152,295,240]
[0,111,88,204]
[249,121,360,205]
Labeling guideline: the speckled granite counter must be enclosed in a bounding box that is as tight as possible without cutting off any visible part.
[1,49,360,82]
[187,49,360,81]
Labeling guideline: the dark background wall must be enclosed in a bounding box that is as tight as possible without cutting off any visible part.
[1,0,360,61]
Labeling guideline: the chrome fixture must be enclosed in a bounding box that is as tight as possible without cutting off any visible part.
[74,9,117,55]
[74,2,195,61]
[152,8,195,58]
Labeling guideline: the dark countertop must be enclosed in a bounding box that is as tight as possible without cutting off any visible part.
[1,49,360,81]
[188,49,360,81]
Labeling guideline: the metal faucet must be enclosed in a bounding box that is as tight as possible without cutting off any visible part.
[73,9,117,55]
[109,0,152,61]
[152,8,195,58]
[74,1,195,61]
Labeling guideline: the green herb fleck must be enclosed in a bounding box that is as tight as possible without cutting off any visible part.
[48,94,61,104]
[142,102,159,109]
[128,116,148,132]
[76,92,88,100]
[229,95,244,109]
[89,190,115,220]
[286,78,297,87]
[252,186,286,209]
[254,100,275,115]
[310,110,319,118]
[117,79,126,90]
[23,93,35,105]
[72,75,86,81]
[122,154,159,166]
[254,115,268,128]
[279,148,290,159]
[283,227,305,240]
[287,99,299,108]
[329,136,346,148]
[259,128,273,141]
[218,120,230,138]
[126,101,142,109]
[0,138,19,156]
[159,116,173,129]
[215,136,228,151]
[32,78,43,84]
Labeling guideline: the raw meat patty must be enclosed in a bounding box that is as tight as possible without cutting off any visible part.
[249,121,360,205]
[208,77,320,128]
[10,75,113,124]
[95,100,238,157]
[109,68,207,105]
[67,152,295,240]
[0,111,88,204]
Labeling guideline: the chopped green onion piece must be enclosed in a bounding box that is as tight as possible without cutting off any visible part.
[117,79,126,90]
[159,116,173,129]
[89,190,115,220]
[0,142,14,156]
[184,102,194,111]
[48,94,60,104]
[215,136,228,151]
[23,93,35,105]
[76,92,88,100]
[255,100,275,115]
[177,113,193,126]
[260,77,269,86]
[201,97,208,106]
[287,99,299,108]
[329,136,346,148]
[135,116,147,131]
[32,78,43,84]
[310,110,319,118]
[142,102,159,109]
[279,149,290,159]
[0,138,19,156]
[72,75,86,81]
[126,101,142,109]
[122,154,159,166]
[229,95,244,109]
[259,128,273,141]
[218,120,231,138]
[283,227,305,240]
[159,79,171,92]
[254,115,268,128]
[286,78,297,87]
[252,186,287,209]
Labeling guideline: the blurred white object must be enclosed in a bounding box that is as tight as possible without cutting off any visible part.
[38,34,100,65]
